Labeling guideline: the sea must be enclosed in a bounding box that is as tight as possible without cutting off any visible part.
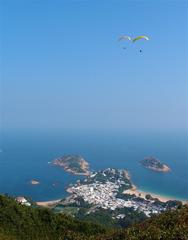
[0,129,188,202]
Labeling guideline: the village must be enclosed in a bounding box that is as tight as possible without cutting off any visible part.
[65,168,172,217]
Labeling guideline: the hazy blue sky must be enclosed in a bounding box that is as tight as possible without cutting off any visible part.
[1,0,188,131]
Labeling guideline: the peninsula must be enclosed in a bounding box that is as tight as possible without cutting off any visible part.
[140,156,170,172]
[53,154,90,176]
[52,168,182,222]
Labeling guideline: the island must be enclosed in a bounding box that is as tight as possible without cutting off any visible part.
[53,154,90,176]
[140,156,170,172]
[30,179,40,185]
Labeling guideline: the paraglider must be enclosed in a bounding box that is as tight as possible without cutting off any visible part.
[118,35,149,52]
[118,35,132,41]
[132,35,149,42]
[118,36,132,50]
[132,36,149,53]
[118,35,149,43]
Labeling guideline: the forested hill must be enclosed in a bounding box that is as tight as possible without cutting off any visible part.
[97,205,188,240]
[0,195,188,240]
[0,195,106,240]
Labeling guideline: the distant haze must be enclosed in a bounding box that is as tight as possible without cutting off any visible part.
[1,0,188,131]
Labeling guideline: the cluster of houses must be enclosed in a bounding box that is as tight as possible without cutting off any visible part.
[15,197,31,207]
[68,176,165,217]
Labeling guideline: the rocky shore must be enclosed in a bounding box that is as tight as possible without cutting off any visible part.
[53,155,90,176]
[140,156,171,172]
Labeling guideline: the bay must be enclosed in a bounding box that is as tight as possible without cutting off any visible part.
[0,129,187,201]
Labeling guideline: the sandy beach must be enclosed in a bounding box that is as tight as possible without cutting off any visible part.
[36,188,187,208]
[36,199,61,207]
[162,164,171,172]
[124,187,188,204]
[36,171,188,207]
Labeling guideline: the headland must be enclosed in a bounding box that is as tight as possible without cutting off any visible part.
[36,167,187,222]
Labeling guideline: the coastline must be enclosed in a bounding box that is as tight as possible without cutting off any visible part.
[35,187,188,208]
[63,168,90,176]
[53,156,90,176]
[162,164,171,172]
[145,164,171,173]
[36,182,188,207]
[36,199,62,207]
[35,169,187,207]
[124,186,188,204]
[35,188,188,208]
[123,168,187,204]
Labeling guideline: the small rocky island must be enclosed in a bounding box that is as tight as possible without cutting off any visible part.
[140,156,170,172]
[30,179,40,185]
[53,154,90,176]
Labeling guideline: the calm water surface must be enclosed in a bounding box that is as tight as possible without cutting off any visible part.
[0,129,187,201]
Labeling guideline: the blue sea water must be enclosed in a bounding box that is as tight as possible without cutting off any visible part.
[0,129,188,201]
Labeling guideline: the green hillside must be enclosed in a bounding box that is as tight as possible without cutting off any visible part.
[0,195,188,240]
[0,195,106,240]
[98,205,188,240]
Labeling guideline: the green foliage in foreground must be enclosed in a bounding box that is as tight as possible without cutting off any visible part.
[97,205,188,240]
[0,195,106,240]
[0,195,188,240]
